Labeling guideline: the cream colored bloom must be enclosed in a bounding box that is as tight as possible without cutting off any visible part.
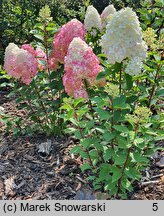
[101,7,147,64]
[84,5,102,35]
[125,57,143,76]
[101,4,116,29]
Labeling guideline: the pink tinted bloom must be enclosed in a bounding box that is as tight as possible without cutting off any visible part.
[101,5,116,28]
[22,44,47,71]
[4,43,38,84]
[49,19,85,71]
[63,37,102,98]
[35,48,47,71]
[21,44,36,56]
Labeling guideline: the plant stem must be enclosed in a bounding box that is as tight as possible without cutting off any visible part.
[57,67,64,132]
[43,21,54,101]
[119,69,122,95]
[148,64,161,108]
[116,147,131,198]
[110,98,115,150]
[74,109,94,168]
[33,79,50,126]
[83,79,105,163]
[83,79,95,120]
[116,119,140,198]
[27,99,45,131]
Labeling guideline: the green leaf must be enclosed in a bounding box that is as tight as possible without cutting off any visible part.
[121,177,133,192]
[103,148,113,161]
[34,34,44,41]
[134,138,144,145]
[125,167,141,180]
[81,163,91,172]
[87,176,96,181]
[111,167,122,183]
[89,149,99,159]
[74,131,82,139]
[70,146,81,154]
[154,136,164,141]
[73,98,85,107]
[79,150,89,159]
[85,120,95,130]
[95,126,106,134]
[81,138,93,149]
[103,131,116,142]
[65,127,77,134]
[114,154,126,165]
[125,73,133,90]
[113,125,129,133]
[130,152,149,163]
[156,89,164,97]
[94,108,111,120]
[99,164,110,180]
[91,97,106,107]
[113,95,130,110]
[117,136,131,149]
[96,70,107,80]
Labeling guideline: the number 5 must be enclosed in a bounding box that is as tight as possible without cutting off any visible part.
[152,203,158,211]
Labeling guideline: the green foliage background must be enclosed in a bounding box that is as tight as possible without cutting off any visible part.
[1,0,163,64]
[0,0,84,64]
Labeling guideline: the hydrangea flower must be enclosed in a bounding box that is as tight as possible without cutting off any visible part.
[125,57,143,76]
[63,37,102,98]
[101,4,116,29]
[101,7,147,64]
[143,27,157,50]
[49,19,85,70]
[22,44,47,71]
[84,5,102,36]
[4,43,38,84]
[35,48,47,71]
[104,83,119,98]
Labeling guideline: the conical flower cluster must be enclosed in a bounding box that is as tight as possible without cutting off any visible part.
[84,5,102,35]
[63,37,102,98]
[49,19,85,70]
[4,43,38,84]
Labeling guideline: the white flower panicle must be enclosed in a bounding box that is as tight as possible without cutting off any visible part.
[101,4,116,28]
[101,7,147,64]
[84,5,102,35]
[125,57,143,76]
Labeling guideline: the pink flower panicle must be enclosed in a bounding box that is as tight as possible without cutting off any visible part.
[4,43,38,85]
[22,44,47,71]
[63,37,102,99]
[49,19,85,71]
[35,48,47,71]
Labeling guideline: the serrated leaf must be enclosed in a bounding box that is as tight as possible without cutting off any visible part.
[94,108,111,120]
[121,177,132,192]
[81,138,93,149]
[113,125,129,133]
[117,136,131,149]
[34,34,44,41]
[70,146,81,154]
[112,167,122,183]
[134,138,144,145]
[130,152,149,163]
[125,73,133,90]
[89,149,99,159]
[103,148,113,161]
[81,163,91,172]
[125,167,141,180]
[79,150,89,159]
[114,154,126,165]
[103,131,116,142]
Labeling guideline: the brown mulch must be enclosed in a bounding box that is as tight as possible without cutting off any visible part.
[0,89,164,200]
